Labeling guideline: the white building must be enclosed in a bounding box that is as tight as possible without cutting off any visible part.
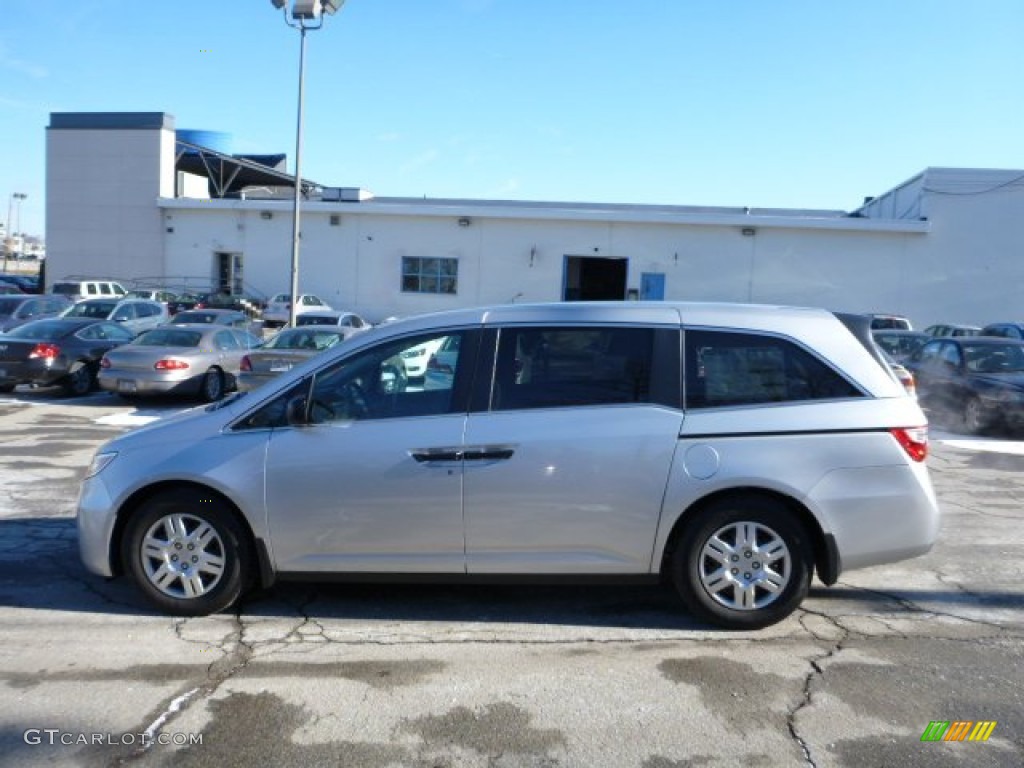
[46,112,1024,327]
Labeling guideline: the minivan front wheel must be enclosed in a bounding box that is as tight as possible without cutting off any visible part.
[122,489,253,616]
[671,496,813,629]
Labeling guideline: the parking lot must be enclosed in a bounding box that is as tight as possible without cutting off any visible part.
[0,388,1022,767]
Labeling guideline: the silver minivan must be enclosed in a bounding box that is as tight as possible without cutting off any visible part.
[77,302,939,629]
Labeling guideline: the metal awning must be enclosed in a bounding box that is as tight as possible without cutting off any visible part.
[174,139,322,199]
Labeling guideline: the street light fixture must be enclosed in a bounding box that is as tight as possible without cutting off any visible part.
[270,0,346,326]
[3,192,27,272]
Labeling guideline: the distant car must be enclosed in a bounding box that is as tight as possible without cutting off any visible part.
[923,324,980,338]
[293,310,371,339]
[237,327,348,392]
[0,273,41,294]
[979,323,1024,340]
[0,281,23,295]
[166,293,201,315]
[60,298,169,336]
[193,292,266,316]
[263,293,331,328]
[399,337,445,378]
[125,289,179,305]
[98,325,262,402]
[0,318,135,395]
[167,309,253,330]
[50,279,127,304]
[868,314,913,331]
[423,333,461,390]
[0,295,73,333]
[871,330,930,362]
[906,336,1024,434]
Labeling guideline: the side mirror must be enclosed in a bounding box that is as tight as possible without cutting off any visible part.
[285,396,309,426]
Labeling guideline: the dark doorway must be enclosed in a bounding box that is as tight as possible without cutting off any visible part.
[563,256,628,301]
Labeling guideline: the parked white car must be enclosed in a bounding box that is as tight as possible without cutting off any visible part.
[294,310,371,340]
[77,302,939,629]
[262,294,331,328]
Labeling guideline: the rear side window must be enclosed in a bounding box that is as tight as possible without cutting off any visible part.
[685,330,862,408]
[491,327,656,410]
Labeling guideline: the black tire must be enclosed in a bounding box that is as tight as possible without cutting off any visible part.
[63,361,94,397]
[200,368,224,402]
[963,396,992,435]
[670,495,813,630]
[121,488,253,616]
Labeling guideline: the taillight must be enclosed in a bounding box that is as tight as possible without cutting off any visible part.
[154,359,189,371]
[29,343,59,360]
[99,357,111,369]
[240,355,251,372]
[891,426,928,462]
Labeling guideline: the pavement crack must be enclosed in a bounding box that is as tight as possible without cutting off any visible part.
[115,604,254,764]
[788,608,850,768]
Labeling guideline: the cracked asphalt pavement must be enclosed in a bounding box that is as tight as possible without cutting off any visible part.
[0,390,1022,767]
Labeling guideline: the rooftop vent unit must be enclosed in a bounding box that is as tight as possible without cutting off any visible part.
[322,187,374,203]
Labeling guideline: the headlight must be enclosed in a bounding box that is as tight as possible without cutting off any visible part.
[85,451,117,478]
[996,389,1024,403]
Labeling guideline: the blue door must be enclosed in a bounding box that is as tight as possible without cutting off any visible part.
[640,272,665,300]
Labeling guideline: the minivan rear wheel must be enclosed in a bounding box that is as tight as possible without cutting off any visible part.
[671,496,813,630]
[122,488,253,616]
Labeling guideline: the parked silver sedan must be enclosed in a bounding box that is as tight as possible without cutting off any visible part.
[237,327,347,392]
[97,325,262,401]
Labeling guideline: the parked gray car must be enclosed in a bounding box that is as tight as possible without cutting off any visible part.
[61,298,169,336]
[237,327,349,392]
[77,302,939,629]
[97,325,262,401]
[0,294,73,333]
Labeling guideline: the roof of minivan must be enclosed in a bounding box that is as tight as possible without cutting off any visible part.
[376,301,834,332]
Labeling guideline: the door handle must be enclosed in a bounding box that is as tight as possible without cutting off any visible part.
[463,445,516,461]
[410,448,463,463]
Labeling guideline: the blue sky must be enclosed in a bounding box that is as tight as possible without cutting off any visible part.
[1,0,1022,238]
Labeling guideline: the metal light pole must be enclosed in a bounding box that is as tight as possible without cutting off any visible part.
[270,0,346,327]
[3,192,26,272]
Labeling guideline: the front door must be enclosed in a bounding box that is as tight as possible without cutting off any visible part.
[264,329,476,573]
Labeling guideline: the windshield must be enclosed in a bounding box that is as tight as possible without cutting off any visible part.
[4,320,71,340]
[171,311,222,325]
[51,283,79,296]
[64,301,116,318]
[264,329,344,351]
[132,329,202,347]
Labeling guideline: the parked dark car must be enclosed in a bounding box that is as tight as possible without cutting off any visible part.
[194,292,266,315]
[0,318,135,395]
[167,309,255,331]
[0,295,73,333]
[980,323,1024,340]
[868,313,912,331]
[905,337,1024,434]
[0,273,41,294]
[923,323,980,338]
[872,330,930,362]
[166,292,201,315]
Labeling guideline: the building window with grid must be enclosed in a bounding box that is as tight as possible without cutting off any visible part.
[401,257,458,295]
